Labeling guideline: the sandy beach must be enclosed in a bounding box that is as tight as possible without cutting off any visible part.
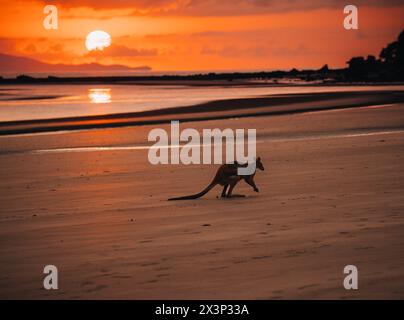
[1,93,404,299]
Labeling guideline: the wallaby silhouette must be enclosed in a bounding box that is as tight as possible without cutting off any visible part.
[168,157,265,200]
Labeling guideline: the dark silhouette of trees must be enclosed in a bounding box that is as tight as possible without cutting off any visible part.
[346,29,404,81]
[318,64,329,73]
[346,56,366,79]
[379,29,404,80]
[380,30,404,65]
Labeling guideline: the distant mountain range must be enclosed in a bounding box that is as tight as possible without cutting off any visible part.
[0,53,151,74]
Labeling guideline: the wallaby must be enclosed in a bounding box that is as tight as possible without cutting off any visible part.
[168,157,265,201]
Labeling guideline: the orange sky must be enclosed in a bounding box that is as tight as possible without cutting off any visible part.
[0,0,403,71]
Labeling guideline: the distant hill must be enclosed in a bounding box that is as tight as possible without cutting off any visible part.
[0,53,151,74]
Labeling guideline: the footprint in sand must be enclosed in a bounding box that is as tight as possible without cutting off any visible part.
[143,279,159,284]
[284,249,307,258]
[155,266,172,271]
[272,290,284,294]
[85,284,108,293]
[298,284,319,290]
[139,262,159,267]
[251,255,272,260]
[156,273,170,278]
[139,239,153,243]
[354,246,375,250]
[112,275,132,279]
[209,266,229,271]
[318,244,331,248]
[233,259,248,264]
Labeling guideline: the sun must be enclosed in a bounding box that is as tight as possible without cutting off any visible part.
[85,30,111,51]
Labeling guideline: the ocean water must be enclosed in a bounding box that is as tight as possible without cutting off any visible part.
[0,84,403,122]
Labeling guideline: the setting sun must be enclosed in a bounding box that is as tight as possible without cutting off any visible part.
[88,88,111,104]
[85,30,111,52]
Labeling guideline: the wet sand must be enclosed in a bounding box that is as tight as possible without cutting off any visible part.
[0,99,404,299]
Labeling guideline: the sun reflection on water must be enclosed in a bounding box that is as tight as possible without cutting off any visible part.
[88,88,111,104]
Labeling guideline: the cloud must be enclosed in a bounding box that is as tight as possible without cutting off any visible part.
[31,0,404,15]
[176,0,404,16]
[0,37,82,63]
[85,44,158,58]
[201,44,307,58]
[0,38,17,53]
[33,0,190,12]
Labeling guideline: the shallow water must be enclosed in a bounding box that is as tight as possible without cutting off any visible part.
[0,84,403,122]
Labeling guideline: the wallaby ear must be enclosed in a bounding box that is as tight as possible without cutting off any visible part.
[257,157,261,161]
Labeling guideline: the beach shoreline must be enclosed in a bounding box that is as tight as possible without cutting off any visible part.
[1,90,404,135]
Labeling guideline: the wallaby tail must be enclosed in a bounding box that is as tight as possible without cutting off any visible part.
[168,181,217,201]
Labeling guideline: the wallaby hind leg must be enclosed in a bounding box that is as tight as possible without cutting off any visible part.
[226,183,235,198]
[221,184,229,198]
[245,176,259,192]
[226,182,245,198]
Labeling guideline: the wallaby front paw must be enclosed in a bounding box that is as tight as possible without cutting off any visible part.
[254,188,259,193]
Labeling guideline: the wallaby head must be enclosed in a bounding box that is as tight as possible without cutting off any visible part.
[256,157,265,171]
